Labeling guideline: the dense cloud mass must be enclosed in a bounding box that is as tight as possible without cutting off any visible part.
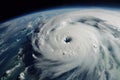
[32,9,120,80]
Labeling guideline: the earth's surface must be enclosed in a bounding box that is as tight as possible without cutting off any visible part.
[0,7,120,80]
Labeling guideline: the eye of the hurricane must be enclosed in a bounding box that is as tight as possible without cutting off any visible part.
[64,37,72,43]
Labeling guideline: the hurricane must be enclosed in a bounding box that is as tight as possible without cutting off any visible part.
[31,9,120,80]
[1,8,120,80]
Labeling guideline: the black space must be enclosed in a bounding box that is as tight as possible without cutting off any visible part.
[0,0,120,22]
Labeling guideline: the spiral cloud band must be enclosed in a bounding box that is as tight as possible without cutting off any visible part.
[32,9,120,80]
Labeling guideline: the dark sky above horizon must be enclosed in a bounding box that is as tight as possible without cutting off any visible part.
[0,0,120,22]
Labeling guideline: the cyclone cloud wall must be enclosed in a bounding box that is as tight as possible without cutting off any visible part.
[31,9,120,80]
